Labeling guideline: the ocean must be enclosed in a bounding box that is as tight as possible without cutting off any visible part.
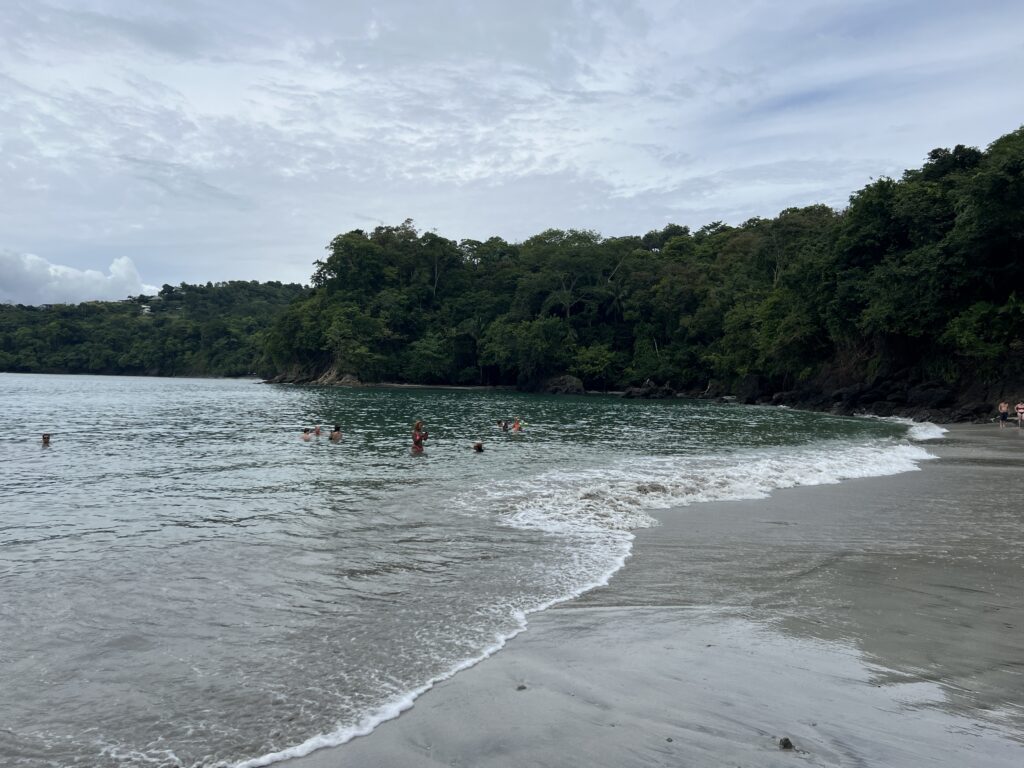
[0,374,942,768]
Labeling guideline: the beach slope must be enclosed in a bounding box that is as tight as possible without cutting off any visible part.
[287,425,1024,767]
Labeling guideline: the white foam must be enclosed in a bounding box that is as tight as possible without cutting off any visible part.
[491,438,936,540]
[856,414,948,441]
[228,584,610,768]
[229,644,499,768]
[234,436,937,768]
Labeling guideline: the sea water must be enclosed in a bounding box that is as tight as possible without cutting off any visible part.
[0,374,938,767]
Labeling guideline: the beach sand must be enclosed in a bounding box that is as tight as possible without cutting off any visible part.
[285,424,1024,767]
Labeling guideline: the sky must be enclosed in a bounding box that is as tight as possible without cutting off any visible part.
[1,0,1022,305]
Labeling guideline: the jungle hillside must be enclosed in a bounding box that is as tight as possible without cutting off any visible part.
[4,127,1023,420]
[263,127,1024,420]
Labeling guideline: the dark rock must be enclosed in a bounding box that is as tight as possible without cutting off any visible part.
[870,400,896,417]
[831,385,864,406]
[542,375,585,395]
[622,379,676,399]
[906,383,955,409]
[772,391,799,405]
[779,737,794,750]
[954,401,994,420]
[516,684,527,691]
[735,374,768,404]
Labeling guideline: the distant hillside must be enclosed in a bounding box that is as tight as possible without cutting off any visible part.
[6,127,1023,422]
[263,127,1024,421]
[0,281,308,377]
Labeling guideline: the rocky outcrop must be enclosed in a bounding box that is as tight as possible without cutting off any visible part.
[312,370,361,386]
[542,375,585,395]
[622,379,676,399]
[687,370,1021,423]
[264,368,361,386]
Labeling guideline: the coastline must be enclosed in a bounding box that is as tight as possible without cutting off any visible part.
[279,423,1024,767]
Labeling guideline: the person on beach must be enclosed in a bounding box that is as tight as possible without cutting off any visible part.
[412,421,429,454]
[41,433,51,447]
[301,428,312,441]
[998,401,1009,428]
[330,425,342,442]
[1016,401,1024,429]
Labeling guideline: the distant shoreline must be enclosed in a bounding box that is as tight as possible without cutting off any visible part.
[2,370,1004,424]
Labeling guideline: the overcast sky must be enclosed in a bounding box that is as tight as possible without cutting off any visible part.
[1,0,1022,304]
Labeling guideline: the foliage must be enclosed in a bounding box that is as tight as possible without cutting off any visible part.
[1,281,307,377]
[261,126,1024,391]
[7,127,1024,394]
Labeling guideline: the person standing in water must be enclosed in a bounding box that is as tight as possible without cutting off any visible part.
[330,425,342,442]
[512,417,522,433]
[998,401,1010,428]
[1016,401,1024,429]
[301,428,312,441]
[412,421,429,454]
[41,433,51,447]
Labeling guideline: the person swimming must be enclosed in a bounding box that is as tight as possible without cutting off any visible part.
[329,425,342,442]
[512,417,522,432]
[301,428,312,441]
[313,425,322,436]
[41,433,51,447]
[412,420,429,454]
[472,441,484,452]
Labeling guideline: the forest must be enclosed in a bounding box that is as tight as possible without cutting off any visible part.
[3,126,1023,418]
[0,281,307,377]
[263,127,1024,417]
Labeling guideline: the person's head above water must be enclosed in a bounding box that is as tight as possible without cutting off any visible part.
[473,441,484,452]
[41,433,51,445]
[303,428,310,434]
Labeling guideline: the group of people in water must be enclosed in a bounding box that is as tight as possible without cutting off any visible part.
[301,417,525,453]
[301,425,343,442]
[996,400,1024,428]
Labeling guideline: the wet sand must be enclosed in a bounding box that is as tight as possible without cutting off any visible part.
[286,424,1024,767]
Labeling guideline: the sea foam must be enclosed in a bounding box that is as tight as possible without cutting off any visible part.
[491,437,936,539]
[233,434,936,768]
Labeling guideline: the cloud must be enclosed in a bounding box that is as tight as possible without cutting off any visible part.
[0,251,157,306]
[1,0,1022,290]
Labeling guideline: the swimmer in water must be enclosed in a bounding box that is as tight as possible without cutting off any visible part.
[329,425,342,442]
[301,428,312,441]
[412,420,429,454]
[512,417,522,432]
[313,425,322,437]
[472,441,484,452]
[41,433,51,447]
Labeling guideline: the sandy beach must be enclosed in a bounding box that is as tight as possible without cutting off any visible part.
[284,424,1024,767]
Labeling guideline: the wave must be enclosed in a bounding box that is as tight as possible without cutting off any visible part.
[232,435,936,768]
[856,414,948,441]
[488,437,936,540]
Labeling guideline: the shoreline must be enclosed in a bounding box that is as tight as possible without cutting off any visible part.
[278,423,1024,767]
